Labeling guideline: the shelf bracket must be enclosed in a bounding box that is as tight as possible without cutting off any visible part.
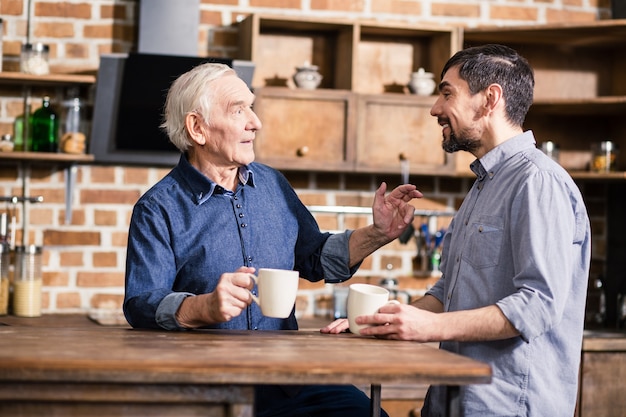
[64,164,77,225]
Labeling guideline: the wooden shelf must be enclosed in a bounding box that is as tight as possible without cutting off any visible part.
[0,71,96,87]
[238,14,459,94]
[0,151,94,163]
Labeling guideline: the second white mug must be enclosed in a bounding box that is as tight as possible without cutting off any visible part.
[347,283,390,335]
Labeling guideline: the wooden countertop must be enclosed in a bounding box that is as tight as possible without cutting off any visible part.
[0,316,491,388]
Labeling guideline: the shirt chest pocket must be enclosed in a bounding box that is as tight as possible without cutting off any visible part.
[462,216,504,269]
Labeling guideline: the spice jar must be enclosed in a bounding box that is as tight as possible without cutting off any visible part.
[0,134,14,152]
[60,97,87,154]
[591,141,619,172]
[20,43,50,75]
[13,245,43,317]
[540,141,560,163]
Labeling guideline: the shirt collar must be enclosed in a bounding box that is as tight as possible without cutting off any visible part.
[470,131,536,181]
[177,154,256,204]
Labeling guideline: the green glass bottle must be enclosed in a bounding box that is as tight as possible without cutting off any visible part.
[30,96,58,152]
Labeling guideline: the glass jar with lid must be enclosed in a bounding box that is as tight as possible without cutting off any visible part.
[591,141,619,172]
[20,43,50,75]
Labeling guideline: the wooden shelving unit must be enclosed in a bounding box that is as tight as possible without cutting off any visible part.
[0,71,96,242]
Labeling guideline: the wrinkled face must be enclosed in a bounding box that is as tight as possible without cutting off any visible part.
[430,66,482,154]
[201,75,262,168]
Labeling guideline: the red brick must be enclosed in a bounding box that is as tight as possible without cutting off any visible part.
[58,209,86,226]
[29,207,54,225]
[89,293,124,309]
[77,271,124,287]
[372,0,422,15]
[34,22,75,38]
[65,43,90,59]
[311,0,365,12]
[201,0,238,4]
[56,292,81,309]
[546,8,597,22]
[122,167,149,185]
[0,0,25,15]
[35,2,92,19]
[90,166,116,183]
[80,189,141,205]
[44,230,100,246]
[112,231,129,247]
[200,10,223,25]
[100,4,129,20]
[60,251,85,267]
[432,3,480,18]
[249,0,301,9]
[44,270,70,286]
[94,210,118,226]
[84,24,114,39]
[489,5,538,21]
[92,251,117,268]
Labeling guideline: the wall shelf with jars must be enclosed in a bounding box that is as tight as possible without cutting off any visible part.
[0,71,96,243]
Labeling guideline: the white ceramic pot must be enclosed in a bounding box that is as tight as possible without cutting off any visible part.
[408,68,436,96]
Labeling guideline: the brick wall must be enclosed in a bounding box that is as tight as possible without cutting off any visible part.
[0,0,612,318]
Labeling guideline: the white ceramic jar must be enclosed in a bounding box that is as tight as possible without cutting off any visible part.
[293,62,323,90]
[408,68,436,96]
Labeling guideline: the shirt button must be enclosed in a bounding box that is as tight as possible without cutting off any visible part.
[239,213,244,218]
[241,223,247,228]
[236,204,242,208]
[478,226,483,232]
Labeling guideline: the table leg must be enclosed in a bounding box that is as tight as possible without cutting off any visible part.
[370,384,381,417]
[446,385,461,417]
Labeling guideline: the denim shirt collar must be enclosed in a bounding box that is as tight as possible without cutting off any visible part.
[470,130,536,181]
[177,154,256,205]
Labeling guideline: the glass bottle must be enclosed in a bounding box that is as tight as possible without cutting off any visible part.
[30,96,59,152]
[12,102,31,152]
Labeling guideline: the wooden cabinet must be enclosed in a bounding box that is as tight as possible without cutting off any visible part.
[252,87,356,171]
[356,94,448,175]
[238,14,463,175]
[578,331,626,417]
[464,20,626,180]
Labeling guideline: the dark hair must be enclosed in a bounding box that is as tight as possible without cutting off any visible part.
[442,44,534,127]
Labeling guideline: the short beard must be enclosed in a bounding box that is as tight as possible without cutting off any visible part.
[442,130,480,154]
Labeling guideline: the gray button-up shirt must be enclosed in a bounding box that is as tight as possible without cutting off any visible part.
[425,131,591,417]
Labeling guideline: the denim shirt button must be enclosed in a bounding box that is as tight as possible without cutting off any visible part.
[240,223,247,228]
[239,213,244,218]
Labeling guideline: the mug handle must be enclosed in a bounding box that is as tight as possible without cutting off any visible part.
[248,274,260,305]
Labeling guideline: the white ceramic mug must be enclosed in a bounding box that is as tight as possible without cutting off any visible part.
[249,268,299,318]
[347,283,390,335]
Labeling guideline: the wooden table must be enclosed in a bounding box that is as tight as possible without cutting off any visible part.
[0,320,491,417]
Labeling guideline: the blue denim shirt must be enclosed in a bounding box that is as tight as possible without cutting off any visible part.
[124,155,357,330]
[424,131,591,417]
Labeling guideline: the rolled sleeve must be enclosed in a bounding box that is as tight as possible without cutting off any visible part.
[321,230,361,283]
[155,292,195,330]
